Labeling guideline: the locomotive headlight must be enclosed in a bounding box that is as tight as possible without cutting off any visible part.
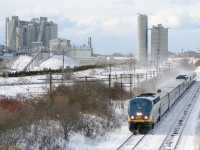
[144,116,148,120]
[130,115,134,120]
[136,112,142,116]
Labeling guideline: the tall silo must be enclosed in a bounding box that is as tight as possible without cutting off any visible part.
[151,25,159,62]
[27,24,36,49]
[45,26,51,48]
[137,14,148,63]
[50,24,58,39]
[159,25,168,62]
[6,17,18,49]
[151,24,168,63]
[16,27,25,50]
[5,17,9,46]
[6,18,12,47]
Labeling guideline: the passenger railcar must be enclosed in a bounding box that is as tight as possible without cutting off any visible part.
[128,72,196,134]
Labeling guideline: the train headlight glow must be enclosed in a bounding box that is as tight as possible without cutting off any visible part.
[144,116,148,120]
[130,115,134,120]
[136,112,142,116]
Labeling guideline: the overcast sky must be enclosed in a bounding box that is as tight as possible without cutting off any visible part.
[1,0,200,55]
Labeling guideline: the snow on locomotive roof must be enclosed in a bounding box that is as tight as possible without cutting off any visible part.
[135,93,159,101]
[138,93,156,97]
[176,74,188,80]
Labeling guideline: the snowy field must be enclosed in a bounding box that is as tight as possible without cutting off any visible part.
[63,68,200,150]
[11,70,200,150]
[1,54,200,149]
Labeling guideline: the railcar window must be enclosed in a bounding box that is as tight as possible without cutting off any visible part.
[130,101,149,106]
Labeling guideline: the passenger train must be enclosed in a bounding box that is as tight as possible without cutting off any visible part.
[128,72,197,134]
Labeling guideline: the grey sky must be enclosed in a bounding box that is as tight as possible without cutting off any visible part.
[1,0,200,54]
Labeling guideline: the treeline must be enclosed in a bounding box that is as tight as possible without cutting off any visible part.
[2,65,104,77]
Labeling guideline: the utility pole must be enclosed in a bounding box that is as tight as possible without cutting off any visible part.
[62,48,64,84]
[157,48,160,77]
[130,74,132,97]
[109,63,111,75]
[148,60,155,73]
[137,74,140,95]
[133,58,136,88]
[166,62,172,76]
[135,73,143,95]
[109,74,111,105]
[49,73,53,106]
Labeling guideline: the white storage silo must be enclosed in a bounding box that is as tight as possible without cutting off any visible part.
[137,14,148,63]
[5,17,9,46]
[27,24,36,48]
[7,17,17,49]
[16,27,24,50]
[151,26,158,62]
[50,24,58,39]
[159,25,168,62]
[6,19,12,47]
[151,24,168,63]
[45,26,51,48]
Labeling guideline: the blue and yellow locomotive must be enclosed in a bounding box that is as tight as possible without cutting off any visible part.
[128,93,161,134]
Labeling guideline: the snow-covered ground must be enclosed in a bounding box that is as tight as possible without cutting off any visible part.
[1,55,200,149]
[58,68,200,150]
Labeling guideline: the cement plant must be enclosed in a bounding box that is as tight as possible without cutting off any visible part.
[0,16,95,71]
[0,14,169,71]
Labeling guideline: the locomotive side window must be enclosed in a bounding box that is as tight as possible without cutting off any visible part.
[153,97,160,104]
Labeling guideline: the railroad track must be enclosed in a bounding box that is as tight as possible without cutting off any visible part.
[116,133,146,150]
[159,83,200,150]
[116,134,134,150]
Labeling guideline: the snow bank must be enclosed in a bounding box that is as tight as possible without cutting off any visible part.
[8,55,79,71]
[9,55,33,70]
[39,55,79,70]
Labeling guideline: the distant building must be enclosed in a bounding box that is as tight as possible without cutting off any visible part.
[5,16,57,51]
[137,14,148,63]
[151,24,168,63]
[49,37,96,66]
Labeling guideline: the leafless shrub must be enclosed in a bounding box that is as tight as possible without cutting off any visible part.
[79,114,114,138]
[111,82,130,100]
[50,97,80,140]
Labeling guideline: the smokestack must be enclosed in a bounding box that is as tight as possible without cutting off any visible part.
[88,37,92,48]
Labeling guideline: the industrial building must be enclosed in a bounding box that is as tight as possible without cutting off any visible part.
[137,14,148,63]
[136,14,168,64]
[151,24,168,63]
[49,37,96,65]
[5,16,57,52]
